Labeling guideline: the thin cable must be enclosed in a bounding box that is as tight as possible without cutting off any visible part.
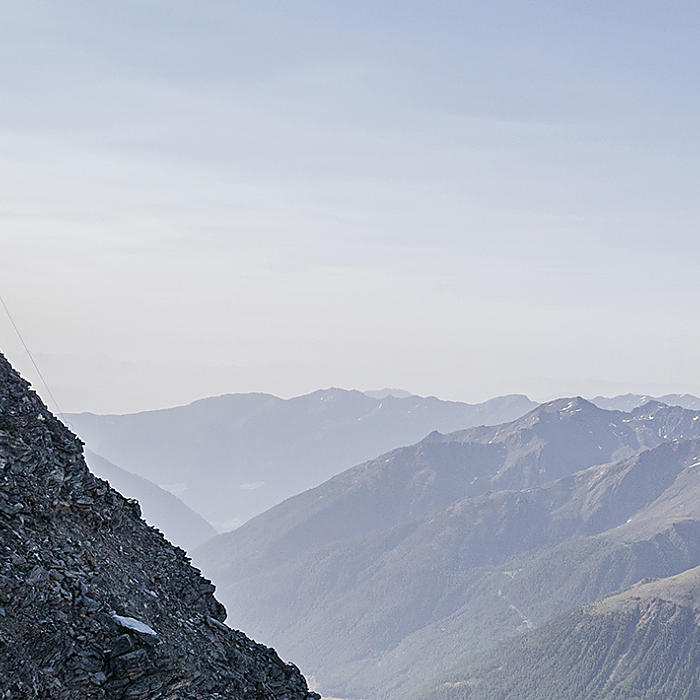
[0,294,67,420]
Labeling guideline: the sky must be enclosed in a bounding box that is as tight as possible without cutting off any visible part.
[2,1,700,413]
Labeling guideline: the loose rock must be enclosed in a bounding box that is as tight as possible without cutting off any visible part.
[0,352,320,700]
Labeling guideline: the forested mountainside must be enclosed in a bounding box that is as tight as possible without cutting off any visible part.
[195,398,700,699]
[415,567,700,700]
[0,353,317,700]
[66,390,535,530]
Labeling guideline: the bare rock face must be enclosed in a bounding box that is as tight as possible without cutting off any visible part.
[0,352,319,700]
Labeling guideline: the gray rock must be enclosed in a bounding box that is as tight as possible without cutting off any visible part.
[108,634,133,657]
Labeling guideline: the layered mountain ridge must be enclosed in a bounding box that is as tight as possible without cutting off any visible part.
[66,390,536,531]
[194,397,700,699]
[591,392,700,413]
[0,353,318,700]
[65,389,700,541]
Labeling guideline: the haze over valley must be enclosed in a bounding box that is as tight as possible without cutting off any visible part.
[3,2,700,698]
[68,390,700,535]
[67,390,536,531]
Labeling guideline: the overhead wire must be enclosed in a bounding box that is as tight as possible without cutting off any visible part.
[0,293,67,421]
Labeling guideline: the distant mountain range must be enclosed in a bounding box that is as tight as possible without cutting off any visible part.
[84,450,217,551]
[65,390,700,536]
[590,392,700,412]
[363,388,415,399]
[66,390,536,530]
[194,398,700,699]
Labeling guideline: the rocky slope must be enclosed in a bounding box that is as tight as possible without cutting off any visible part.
[0,353,318,700]
[195,398,700,699]
[85,450,216,551]
[66,390,536,530]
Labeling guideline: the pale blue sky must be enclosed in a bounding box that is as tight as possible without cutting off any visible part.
[2,1,699,412]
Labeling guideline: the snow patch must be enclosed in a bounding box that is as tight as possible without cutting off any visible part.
[239,481,265,491]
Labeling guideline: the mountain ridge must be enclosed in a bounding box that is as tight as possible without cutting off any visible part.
[590,392,700,412]
[194,398,700,699]
[65,389,537,530]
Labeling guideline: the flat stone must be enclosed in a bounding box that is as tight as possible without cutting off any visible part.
[111,614,158,637]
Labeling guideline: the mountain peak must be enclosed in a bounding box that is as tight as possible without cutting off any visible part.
[541,396,596,413]
[508,396,599,429]
[629,398,671,414]
[364,388,414,399]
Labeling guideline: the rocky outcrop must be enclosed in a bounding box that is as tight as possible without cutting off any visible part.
[0,353,319,700]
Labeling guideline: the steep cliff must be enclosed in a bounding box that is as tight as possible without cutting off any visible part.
[0,353,318,700]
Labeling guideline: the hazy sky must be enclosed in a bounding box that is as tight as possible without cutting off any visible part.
[2,1,700,413]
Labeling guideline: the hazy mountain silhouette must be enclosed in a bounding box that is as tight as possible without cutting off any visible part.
[363,388,414,399]
[591,392,700,412]
[194,399,700,699]
[66,390,536,530]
